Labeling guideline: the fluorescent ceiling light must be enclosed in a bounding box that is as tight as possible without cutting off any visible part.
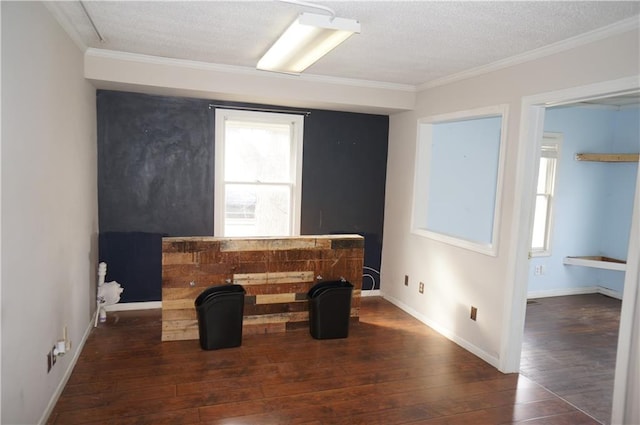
[257,12,360,74]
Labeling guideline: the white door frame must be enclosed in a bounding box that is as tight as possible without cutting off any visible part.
[500,76,640,423]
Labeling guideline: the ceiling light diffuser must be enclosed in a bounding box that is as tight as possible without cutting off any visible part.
[257,12,360,74]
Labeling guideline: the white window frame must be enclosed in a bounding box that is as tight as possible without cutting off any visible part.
[530,132,562,257]
[411,105,509,257]
[214,108,304,237]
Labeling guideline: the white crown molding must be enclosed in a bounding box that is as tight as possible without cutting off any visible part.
[418,16,640,92]
[43,2,88,53]
[85,48,416,93]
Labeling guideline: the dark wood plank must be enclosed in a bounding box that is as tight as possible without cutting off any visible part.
[49,297,597,424]
[522,294,620,424]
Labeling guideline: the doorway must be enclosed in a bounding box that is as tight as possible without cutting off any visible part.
[521,95,638,423]
[501,77,640,424]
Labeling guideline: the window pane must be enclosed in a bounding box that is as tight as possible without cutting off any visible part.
[537,158,550,193]
[531,194,549,249]
[225,184,290,237]
[215,109,303,238]
[225,187,256,220]
[530,136,560,254]
[545,157,556,193]
[224,121,291,183]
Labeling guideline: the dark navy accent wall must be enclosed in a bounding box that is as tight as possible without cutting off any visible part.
[98,232,163,303]
[97,92,214,236]
[300,109,388,290]
[97,90,388,297]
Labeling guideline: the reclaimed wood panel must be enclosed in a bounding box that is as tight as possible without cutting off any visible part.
[233,270,315,286]
[161,235,364,341]
[220,237,332,252]
[254,293,299,305]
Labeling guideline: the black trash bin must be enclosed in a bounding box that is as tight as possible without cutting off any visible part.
[307,280,354,339]
[195,284,245,350]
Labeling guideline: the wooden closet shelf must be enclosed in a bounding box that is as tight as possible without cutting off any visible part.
[575,153,639,162]
[563,255,626,271]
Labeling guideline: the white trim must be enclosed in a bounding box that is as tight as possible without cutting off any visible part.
[412,228,496,256]
[558,103,628,111]
[612,165,640,425]
[419,17,640,91]
[361,289,381,297]
[501,100,547,373]
[528,78,640,108]
[527,285,623,300]
[104,301,162,312]
[598,286,624,301]
[85,48,416,93]
[39,318,94,425]
[411,104,509,257]
[382,293,500,369]
[214,111,225,237]
[0,3,3,413]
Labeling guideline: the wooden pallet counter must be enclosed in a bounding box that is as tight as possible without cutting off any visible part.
[161,235,364,341]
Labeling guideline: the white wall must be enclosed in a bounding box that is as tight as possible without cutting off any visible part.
[1,2,97,424]
[381,28,639,367]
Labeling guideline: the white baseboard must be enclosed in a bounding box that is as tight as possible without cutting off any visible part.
[527,286,598,299]
[527,285,623,300]
[104,301,162,311]
[361,289,381,297]
[39,317,94,425]
[381,292,500,370]
[596,285,623,300]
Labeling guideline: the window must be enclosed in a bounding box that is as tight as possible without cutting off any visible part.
[530,133,561,256]
[412,105,508,256]
[214,109,304,237]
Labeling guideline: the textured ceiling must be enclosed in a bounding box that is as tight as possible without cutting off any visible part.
[49,1,640,87]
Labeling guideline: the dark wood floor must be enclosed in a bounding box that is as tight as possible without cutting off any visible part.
[49,297,600,424]
[521,294,621,425]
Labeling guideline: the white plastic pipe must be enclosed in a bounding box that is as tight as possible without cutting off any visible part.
[98,262,107,287]
[95,262,107,327]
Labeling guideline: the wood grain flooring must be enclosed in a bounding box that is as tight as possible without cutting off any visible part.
[521,294,621,425]
[48,297,600,424]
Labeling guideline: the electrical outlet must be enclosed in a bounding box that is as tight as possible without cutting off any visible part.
[47,346,57,372]
[470,306,478,321]
[419,282,424,294]
[534,265,544,275]
[404,275,409,286]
